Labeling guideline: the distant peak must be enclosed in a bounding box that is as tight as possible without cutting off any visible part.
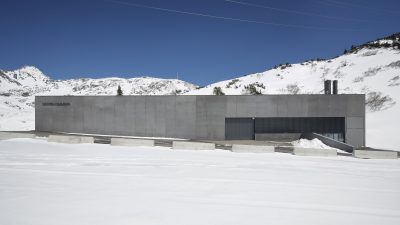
[19,65,43,73]
[7,65,50,80]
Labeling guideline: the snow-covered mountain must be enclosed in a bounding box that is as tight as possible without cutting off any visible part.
[186,33,400,150]
[0,67,198,130]
[1,33,399,150]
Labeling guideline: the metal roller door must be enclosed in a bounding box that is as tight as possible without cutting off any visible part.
[254,117,345,142]
[225,118,254,140]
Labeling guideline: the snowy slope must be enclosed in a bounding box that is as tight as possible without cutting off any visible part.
[1,33,399,150]
[186,34,400,150]
[0,66,197,130]
[186,49,399,109]
[1,138,400,225]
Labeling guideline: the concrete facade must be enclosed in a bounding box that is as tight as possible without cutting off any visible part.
[35,95,365,147]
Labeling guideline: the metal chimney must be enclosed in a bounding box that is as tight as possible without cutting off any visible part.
[332,80,338,94]
[324,80,332,94]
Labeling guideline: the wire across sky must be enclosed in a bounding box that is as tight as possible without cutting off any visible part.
[105,0,368,31]
[1,0,398,84]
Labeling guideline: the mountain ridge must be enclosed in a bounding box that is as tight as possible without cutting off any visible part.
[1,32,400,150]
[0,67,199,131]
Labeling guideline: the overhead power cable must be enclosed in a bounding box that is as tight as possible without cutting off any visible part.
[224,0,370,22]
[104,0,366,31]
[316,0,399,14]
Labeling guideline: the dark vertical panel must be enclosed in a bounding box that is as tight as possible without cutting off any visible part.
[324,80,332,94]
[333,80,338,94]
[225,118,254,140]
[255,117,345,135]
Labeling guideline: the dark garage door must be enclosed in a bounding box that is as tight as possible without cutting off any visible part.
[225,118,254,140]
[255,117,345,142]
[225,117,345,141]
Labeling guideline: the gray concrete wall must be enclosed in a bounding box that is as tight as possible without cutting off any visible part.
[35,94,365,147]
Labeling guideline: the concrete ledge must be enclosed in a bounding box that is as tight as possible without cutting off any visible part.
[172,141,215,150]
[48,135,94,144]
[232,144,275,153]
[0,132,35,140]
[255,133,301,141]
[293,147,337,157]
[110,138,154,147]
[353,150,398,159]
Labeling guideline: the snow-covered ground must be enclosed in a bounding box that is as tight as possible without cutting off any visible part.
[1,138,399,225]
[291,138,353,154]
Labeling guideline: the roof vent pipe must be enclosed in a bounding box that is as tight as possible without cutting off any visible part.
[333,80,338,94]
[324,80,332,94]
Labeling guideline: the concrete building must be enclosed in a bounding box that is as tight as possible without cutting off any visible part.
[35,94,365,147]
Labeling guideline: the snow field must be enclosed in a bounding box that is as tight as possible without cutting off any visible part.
[1,138,400,225]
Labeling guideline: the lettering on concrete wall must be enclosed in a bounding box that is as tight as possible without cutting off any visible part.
[42,102,71,106]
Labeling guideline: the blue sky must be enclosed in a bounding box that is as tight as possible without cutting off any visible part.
[1,0,399,85]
